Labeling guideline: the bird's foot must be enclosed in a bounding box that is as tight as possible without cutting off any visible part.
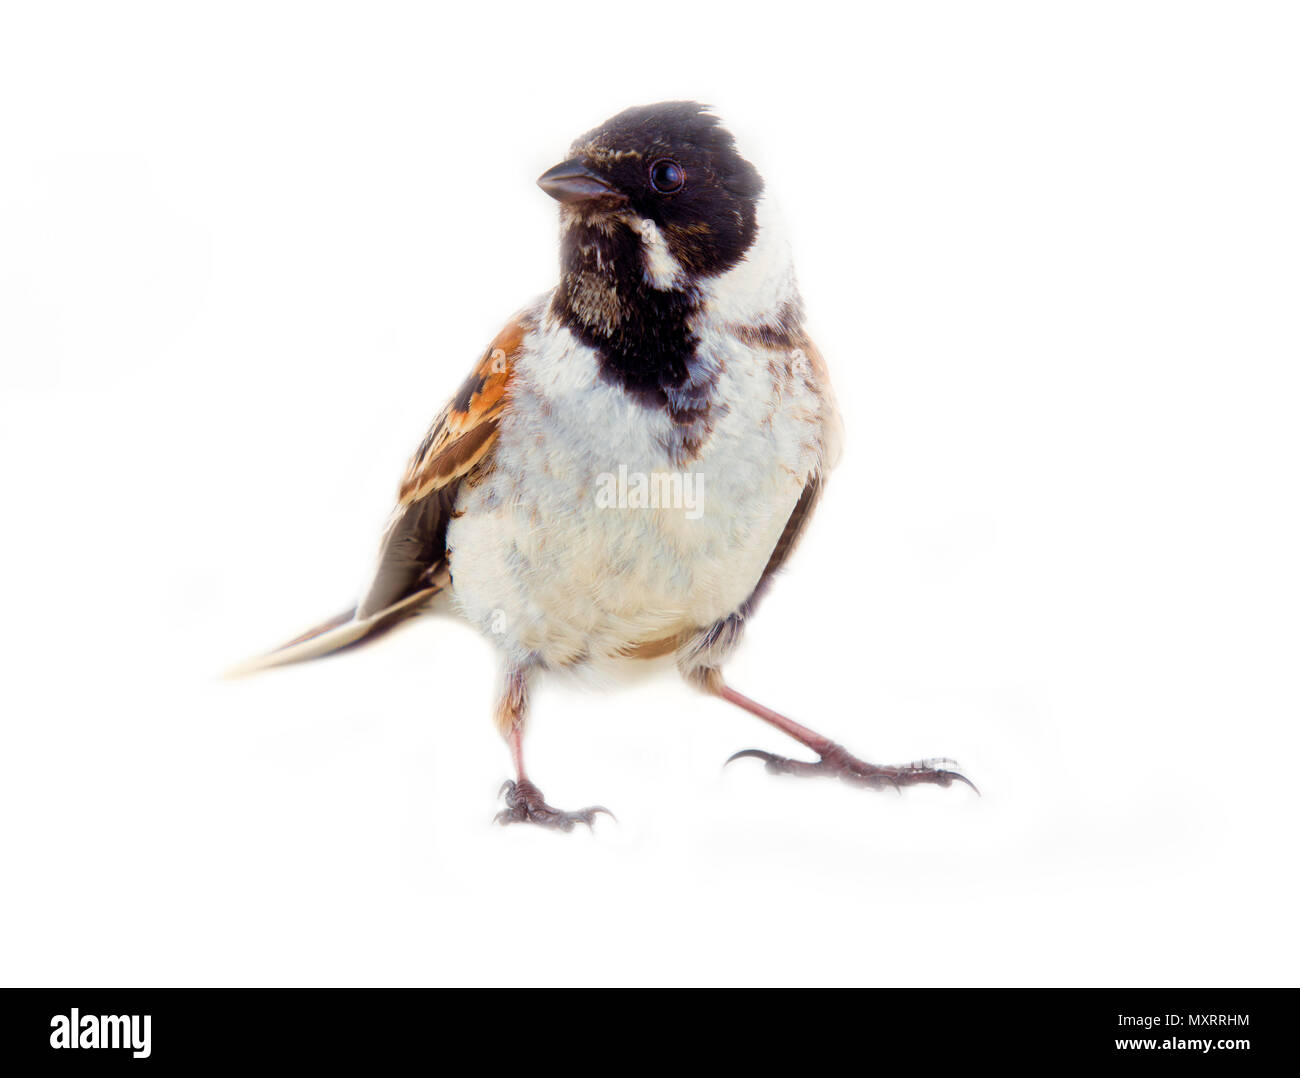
[726,742,979,794]
[494,779,613,831]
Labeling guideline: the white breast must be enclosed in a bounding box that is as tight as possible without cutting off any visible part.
[445,207,830,670]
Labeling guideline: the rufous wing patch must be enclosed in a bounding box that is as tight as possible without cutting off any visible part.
[397,314,529,505]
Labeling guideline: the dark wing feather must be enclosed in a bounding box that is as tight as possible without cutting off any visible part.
[231,312,531,675]
[744,329,838,608]
[357,312,528,616]
[749,472,823,608]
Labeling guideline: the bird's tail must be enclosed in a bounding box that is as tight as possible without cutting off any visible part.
[224,579,445,678]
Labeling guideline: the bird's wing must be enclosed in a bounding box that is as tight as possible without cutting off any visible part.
[229,310,532,675]
[749,331,839,597]
[758,473,824,591]
[395,316,526,507]
[354,311,530,619]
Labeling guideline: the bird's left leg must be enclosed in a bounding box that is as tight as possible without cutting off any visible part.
[679,619,976,794]
[492,663,612,831]
[702,671,977,793]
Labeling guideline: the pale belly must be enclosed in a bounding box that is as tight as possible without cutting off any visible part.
[444,327,823,669]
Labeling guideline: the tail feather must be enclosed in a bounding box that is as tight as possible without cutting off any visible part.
[225,580,445,678]
[275,606,358,651]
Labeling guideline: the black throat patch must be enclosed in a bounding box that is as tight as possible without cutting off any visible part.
[552,217,707,404]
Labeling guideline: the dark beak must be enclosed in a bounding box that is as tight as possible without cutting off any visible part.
[537,159,623,204]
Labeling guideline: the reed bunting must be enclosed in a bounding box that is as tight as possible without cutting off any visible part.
[237,101,976,828]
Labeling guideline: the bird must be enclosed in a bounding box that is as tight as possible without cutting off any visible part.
[235,101,976,828]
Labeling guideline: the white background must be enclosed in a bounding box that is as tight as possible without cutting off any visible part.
[2,1,1297,987]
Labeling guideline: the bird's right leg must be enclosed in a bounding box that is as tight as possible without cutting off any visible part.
[492,664,611,831]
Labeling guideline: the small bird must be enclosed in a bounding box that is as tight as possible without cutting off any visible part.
[238,102,975,828]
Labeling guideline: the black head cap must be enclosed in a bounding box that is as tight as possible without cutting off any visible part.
[552,101,765,278]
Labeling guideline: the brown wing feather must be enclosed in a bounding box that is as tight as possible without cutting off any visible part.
[746,327,837,599]
[235,311,533,672]
[352,310,530,619]
[397,316,527,505]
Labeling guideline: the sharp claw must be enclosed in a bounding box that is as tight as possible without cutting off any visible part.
[724,748,777,768]
[941,770,981,796]
[571,806,615,830]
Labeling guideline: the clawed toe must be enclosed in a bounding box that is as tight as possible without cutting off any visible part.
[495,779,614,831]
[725,743,979,796]
[902,759,980,794]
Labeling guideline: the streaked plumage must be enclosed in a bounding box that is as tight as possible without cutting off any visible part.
[237,102,974,828]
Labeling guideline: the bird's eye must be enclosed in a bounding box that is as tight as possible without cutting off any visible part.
[649,158,685,194]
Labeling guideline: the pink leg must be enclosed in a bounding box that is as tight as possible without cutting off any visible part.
[494,668,613,830]
[712,679,978,794]
[506,722,530,783]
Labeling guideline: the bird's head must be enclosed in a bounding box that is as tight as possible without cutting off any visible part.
[538,101,765,289]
